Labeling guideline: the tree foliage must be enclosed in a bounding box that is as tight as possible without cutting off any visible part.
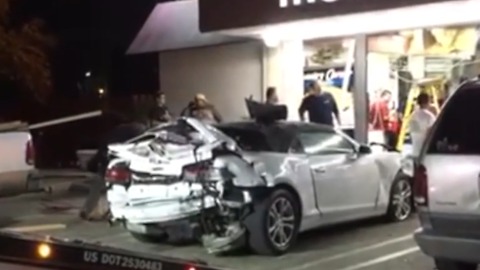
[0,0,54,99]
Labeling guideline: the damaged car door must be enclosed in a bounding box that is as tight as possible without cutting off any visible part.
[298,130,378,224]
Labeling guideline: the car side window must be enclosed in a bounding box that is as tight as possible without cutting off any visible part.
[297,131,355,155]
[218,127,272,152]
[426,87,480,154]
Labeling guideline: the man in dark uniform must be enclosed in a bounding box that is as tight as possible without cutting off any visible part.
[298,82,340,126]
[149,91,171,125]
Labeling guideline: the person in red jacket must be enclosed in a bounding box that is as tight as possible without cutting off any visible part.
[369,89,392,131]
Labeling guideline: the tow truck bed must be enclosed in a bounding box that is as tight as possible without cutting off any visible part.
[0,232,225,270]
[0,187,316,270]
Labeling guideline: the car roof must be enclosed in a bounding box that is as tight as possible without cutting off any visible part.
[456,79,480,92]
[440,79,480,107]
[215,120,336,134]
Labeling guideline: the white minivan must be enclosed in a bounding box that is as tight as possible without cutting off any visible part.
[414,80,480,270]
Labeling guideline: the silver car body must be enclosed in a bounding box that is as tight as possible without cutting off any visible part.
[107,117,403,234]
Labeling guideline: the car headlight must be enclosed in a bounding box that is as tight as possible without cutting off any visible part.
[401,157,414,177]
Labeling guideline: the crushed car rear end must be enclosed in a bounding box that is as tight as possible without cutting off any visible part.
[105,117,273,253]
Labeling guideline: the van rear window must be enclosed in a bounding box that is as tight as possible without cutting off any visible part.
[427,87,480,154]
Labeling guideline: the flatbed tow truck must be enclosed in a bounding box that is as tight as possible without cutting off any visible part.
[0,231,225,270]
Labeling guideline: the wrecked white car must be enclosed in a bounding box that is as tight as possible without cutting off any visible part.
[106,102,411,256]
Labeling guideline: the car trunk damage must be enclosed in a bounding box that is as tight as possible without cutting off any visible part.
[106,117,270,254]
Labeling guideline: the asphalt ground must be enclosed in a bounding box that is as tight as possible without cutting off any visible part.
[0,184,436,270]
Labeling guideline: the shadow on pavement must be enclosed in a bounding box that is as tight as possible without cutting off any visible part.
[289,217,388,254]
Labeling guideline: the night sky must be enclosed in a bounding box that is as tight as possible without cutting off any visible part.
[15,0,159,97]
[1,0,163,167]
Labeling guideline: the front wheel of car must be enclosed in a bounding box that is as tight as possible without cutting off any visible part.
[386,176,413,222]
[244,189,300,256]
[435,259,478,270]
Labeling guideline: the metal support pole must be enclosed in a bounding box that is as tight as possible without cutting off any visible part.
[353,34,368,143]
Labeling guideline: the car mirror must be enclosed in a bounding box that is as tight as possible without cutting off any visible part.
[358,144,372,154]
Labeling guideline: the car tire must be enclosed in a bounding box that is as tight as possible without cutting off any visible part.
[129,231,167,243]
[386,175,413,222]
[435,259,478,270]
[243,188,300,256]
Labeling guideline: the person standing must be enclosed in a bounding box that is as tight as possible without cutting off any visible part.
[369,89,392,131]
[181,93,222,124]
[408,93,436,156]
[369,89,395,145]
[298,82,340,126]
[265,87,279,105]
[149,91,171,126]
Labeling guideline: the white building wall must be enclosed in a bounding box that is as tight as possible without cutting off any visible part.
[264,40,305,120]
[159,42,263,121]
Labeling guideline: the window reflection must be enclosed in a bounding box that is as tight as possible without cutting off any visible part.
[298,132,353,155]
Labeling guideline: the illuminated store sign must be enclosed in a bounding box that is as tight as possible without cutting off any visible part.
[199,0,459,33]
[279,0,338,8]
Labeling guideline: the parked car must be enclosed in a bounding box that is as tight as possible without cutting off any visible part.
[0,121,36,197]
[106,102,412,256]
[414,80,480,270]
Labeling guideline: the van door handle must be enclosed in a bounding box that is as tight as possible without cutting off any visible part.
[313,167,326,173]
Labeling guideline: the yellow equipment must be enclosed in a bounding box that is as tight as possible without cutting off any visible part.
[395,77,444,151]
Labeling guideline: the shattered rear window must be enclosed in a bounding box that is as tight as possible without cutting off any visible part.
[217,127,273,152]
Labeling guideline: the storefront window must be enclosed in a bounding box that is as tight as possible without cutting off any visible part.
[303,38,355,133]
[366,25,480,154]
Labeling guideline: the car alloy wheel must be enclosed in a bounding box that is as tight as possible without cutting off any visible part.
[391,179,412,221]
[267,197,296,250]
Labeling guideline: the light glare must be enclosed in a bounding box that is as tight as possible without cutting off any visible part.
[37,243,51,259]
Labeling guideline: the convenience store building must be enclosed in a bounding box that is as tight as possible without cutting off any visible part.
[128,0,480,143]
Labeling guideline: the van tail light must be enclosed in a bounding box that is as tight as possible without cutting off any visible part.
[413,164,428,206]
[105,167,131,184]
[25,138,35,166]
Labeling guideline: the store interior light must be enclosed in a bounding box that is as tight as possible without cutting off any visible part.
[224,0,480,43]
[263,34,280,48]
